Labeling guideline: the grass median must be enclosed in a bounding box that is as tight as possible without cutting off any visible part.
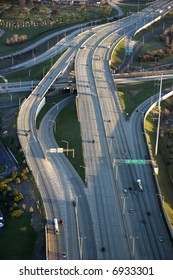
[54,101,85,182]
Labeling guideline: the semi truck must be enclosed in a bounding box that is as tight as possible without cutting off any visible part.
[53,218,59,235]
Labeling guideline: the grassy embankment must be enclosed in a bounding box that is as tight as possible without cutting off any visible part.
[54,102,85,182]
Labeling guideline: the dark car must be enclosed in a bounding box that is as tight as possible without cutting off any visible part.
[72,200,76,207]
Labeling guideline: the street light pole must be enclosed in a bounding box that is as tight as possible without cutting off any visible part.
[19,96,24,107]
[8,93,12,106]
[121,196,129,215]
[74,195,82,259]
[155,74,162,156]
[129,236,138,259]
[50,120,56,134]
[62,140,69,156]
[79,236,86,260]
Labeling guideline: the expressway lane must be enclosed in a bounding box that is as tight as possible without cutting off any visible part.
[128,97,173,259]
[38,96,97,259]
[75,0,173,259]
[75,23,134,259]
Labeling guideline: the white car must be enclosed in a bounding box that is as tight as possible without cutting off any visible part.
[137,179,143,191]
[62,252,66,258]
[80,45,86,49]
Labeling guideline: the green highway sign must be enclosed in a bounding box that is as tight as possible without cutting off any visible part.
[124,159,146,164]
[125,49,133,53]
[113,159,154,165]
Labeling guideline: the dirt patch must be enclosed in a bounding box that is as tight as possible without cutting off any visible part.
[129,89,142,96]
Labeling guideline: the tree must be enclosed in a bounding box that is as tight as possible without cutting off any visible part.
[12,171,18,179]
[9,203,18,212]
[13,189,19,196]
[20,172,28,181]
[15,177,21,184]
[14,192,23,203]
[22,167,29,175]
[10,209,24,218]
[6,34,28,46]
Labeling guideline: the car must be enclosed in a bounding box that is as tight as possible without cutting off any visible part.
[0,210,4,228]
[72,200,76,207]
[129,209,134,213]
[59,219,63,225]
[123,188,128,193]
[80,45,86,49]
[158,236,163,242]
[137,179,143,191]
[134,191,138,195]
[62,252,66,258]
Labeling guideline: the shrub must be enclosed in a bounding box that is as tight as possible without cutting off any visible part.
[6,34,28,46]
[13,189,19,196]
[15,177,21,184]
[0,183,8,192]
[14,193,23,203]
[10,209,24,218]
[22,167,29,175]
[20,172,28,181]
[12,171,18,179]
[9,202,18,213]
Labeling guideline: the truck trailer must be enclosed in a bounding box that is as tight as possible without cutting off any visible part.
[53,218,59,235]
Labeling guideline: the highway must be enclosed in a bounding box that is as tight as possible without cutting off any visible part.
[17,28,100,259]
[38,96,97,259]
[15,0,173,259]
[75,0,173,259]
[75,28,133,259]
